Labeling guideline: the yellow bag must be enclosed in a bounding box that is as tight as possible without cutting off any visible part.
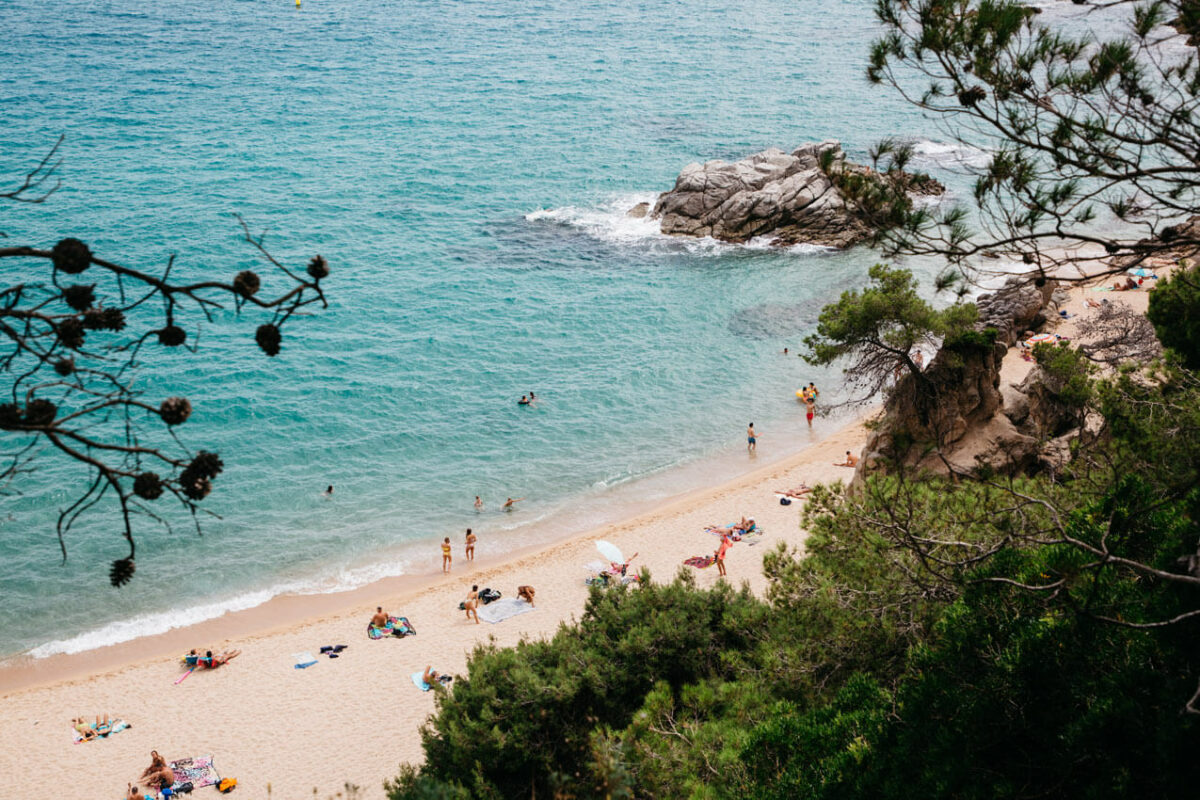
[217,777,237,793]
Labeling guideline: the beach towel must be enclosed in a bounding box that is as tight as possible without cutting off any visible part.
[477,597,535,624]
[71,718,129,743]
[293,651,318,669]
[684,555,716,569]
[169,755,220,790]
[368,615,416,639]
[411,671,453,691]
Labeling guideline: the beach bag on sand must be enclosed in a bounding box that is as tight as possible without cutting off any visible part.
[217,777,237,793]
[479,588,502,604]
[780,497,792,506]
[175,781,194,794]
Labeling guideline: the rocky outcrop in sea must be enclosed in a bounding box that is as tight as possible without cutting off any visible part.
[644,141,943,248]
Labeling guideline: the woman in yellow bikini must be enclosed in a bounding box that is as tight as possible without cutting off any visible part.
[441,537,452,573]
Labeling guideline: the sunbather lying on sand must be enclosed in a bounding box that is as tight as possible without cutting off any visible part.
[72,714,111,740]
[776,485,812,499]
[198,649,241,668]
[708,518,756,535]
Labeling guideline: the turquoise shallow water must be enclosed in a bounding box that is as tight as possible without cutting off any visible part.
[0,0,974,658]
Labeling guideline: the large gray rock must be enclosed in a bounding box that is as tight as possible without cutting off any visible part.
[649,141,875,248]
[975,276,1054,346]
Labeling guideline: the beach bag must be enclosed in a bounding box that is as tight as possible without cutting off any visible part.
[779,497,792,506]
[479,588,502,604]
[176,782,194,794]
[217,777,238,793]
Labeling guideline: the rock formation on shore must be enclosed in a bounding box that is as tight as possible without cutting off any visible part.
[856,277,1084,479]
[645,141,943,248]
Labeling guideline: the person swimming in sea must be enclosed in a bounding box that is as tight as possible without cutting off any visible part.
[518,395,530,405]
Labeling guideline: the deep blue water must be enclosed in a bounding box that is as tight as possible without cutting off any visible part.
[0,0,972,658]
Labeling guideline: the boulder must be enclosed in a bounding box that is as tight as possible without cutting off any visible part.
[975,276,1054,346]
[647,141,938,248]
[627,202,650,219]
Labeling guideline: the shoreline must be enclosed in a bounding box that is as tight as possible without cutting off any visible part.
[0,409,875,799]
[0,407,872,696]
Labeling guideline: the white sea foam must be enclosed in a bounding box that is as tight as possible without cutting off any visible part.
[24,558,415,659]
[526,194,835,256]
[908,139,992,169]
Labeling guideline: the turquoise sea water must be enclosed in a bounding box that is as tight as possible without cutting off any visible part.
[0,0,978,659]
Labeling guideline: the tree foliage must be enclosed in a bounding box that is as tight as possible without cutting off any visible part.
[0,141,331,585]
[858,0,1200,281]
[1147,259,1200,367]
[802,263,975,402]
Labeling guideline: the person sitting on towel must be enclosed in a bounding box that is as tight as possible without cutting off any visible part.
[140,750,167,782]
[517,585,536,606]
[423,665,452,686]
[371,607,389,628]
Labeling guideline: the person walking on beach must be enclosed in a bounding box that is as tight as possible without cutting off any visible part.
[441,537,452,573]
[747,423,757,452]
[464,585,480,624]
[465,528,476,561]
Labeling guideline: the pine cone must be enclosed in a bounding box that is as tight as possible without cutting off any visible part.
[109,557,136,588]
[0,403,21,429]
[179,467,212,500]
[83,307,126,332]
[52,238,92,275]
[159,396,192,426]
[57,317,85,349]
[158,325,186,347]
[188,450,224,479]
[255,323,281,356]
[233,270,261,298]
[54,358,75,377]
[133,472,164,500]
[307,255,329,281]
[62,284,95,312]
[23,399,57,426]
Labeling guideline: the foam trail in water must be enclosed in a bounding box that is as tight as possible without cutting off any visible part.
[527,194,836,256]
[908,139,992,169]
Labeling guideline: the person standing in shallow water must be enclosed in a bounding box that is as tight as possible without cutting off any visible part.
[804,395,815,427]
[441,537,452,573]
[465,528,476,561]
[474,495,483,511]
[747,423,758,452]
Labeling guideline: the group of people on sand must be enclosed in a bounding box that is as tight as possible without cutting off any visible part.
[127,750,174,798]
[184,648,241,669]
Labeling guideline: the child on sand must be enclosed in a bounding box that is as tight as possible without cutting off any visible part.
[442,537,452,572]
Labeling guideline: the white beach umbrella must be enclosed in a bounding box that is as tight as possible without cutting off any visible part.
[596,540,624,564]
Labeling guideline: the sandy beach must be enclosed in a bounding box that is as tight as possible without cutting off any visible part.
[0,411,873,800]
[0,266,1162,799]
